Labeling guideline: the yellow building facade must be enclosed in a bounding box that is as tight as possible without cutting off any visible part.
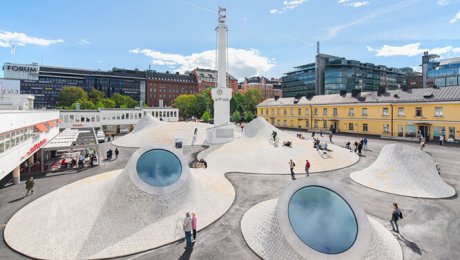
[257,87,460,142]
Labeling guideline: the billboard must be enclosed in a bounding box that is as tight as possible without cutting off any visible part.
[2,63,40,80]
[0,79,21,95]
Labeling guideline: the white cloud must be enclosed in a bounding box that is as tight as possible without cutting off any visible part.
[367,42,460,57]
[338,0,370,7]
[0,31,63,47]
[437,0,449,5]
[79,39,91,45]
[449,10,460,23]
[129,48,275,80]
[270,0,308,14]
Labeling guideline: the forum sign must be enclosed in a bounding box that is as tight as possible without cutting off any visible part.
[2,63,39,80]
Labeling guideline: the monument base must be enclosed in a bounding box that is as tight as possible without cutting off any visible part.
[206,124,235,144]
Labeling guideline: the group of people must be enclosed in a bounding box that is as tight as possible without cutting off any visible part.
[289,159,311,180]
[193,159,208,168]
[60,152,98,169]
[345,138,368,155]
[106,148,119,161]
[183,212,198,250]
[313,138,328,152]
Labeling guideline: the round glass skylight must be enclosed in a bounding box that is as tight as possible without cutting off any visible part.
[136,149,182,187]
[288,186,358,254]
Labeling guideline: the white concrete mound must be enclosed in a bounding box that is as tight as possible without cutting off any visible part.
[130,113,163,134]
[4,147,235,259]
[199,117,359,174]
[113,121,215,147]
[350,143,455,198]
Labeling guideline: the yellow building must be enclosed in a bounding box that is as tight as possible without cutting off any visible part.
[257,86,460,142]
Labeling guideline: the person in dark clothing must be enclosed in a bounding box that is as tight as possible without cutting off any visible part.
[25,177,34,196]
[329,133,333,143]
[115,148,119,159]
[289,159,295,180]
[283,141,292,148]
[390,203,402,233]
[320,130,323,137]
[272,131,278,142]
[358,142,363,155]
[354,141,359,153]
[311,131,315,138]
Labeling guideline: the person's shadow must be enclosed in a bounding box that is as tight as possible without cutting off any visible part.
[396,233,422,255]
[8,196,27,203]
[179,245,194,260]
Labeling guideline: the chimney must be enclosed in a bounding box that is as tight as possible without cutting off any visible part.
[351,89,361,97]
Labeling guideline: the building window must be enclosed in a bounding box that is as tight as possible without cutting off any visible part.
[363,123,368,132]
[362,108,368,116]
[333,108,337,116]
[349,123,354,131]
[348,108,354,116]
[291,108,294,115]
[283,120,287,127]
[314,121,318,128]
[284,109,287,115]
[383,124,390,134]
[278,109,280,115]
[398,107,405,116]
[272,109,274,115]
[449,127,455,138]
[382,107,389,116]
[277,120,280,126]
[415,107,423,117]
[306,120,309,128]
[306,109,310,115]
[298,109,302,115]
[323,108,327,115]
[314,108,318,116]
[266,109,268,115]
[323,121,327,128]
[435,107,443,117]
[398,125,404,137]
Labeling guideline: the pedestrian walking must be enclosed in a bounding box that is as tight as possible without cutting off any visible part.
[25,177,34,196]
[241,124,244,132]
[354,141,359,153]
[289,159,296,180]
[311,131,315,138]
[358,141,363,155]
[183,212,193,249]
[420,140,425,150]
[329,133,333,143]
[115,148,119,159]
[305,160,310,176]
[320,130,323,137]
[192,212,197,242]
[363,137,368,150]
[439,135,443,146]
[436,162,441,175]
[194,128,198,135]
[390,203,403,233]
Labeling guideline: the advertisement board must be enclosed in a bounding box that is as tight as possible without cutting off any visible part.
[2,63,40,80]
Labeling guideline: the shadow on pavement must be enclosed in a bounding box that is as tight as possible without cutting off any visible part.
[397,234,422,255]
[179,246,194,260]
[8,196,27,203]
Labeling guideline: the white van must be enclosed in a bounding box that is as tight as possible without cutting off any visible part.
[96,130,106,143]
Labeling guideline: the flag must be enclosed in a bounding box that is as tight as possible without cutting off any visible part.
[11,44,16,55]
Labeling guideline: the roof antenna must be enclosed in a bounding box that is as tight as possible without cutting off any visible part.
[317,41,320,55]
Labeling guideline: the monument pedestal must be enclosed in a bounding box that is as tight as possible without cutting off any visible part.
[206,123,235,144]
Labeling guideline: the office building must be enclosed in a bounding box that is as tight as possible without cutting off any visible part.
[424,53,460,88]
[240,76,282,99]
[192,68,238,93]
[3,63,146,109]
[281,53,407,97]
[146,70,198,107]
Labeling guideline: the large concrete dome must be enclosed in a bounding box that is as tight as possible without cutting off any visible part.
[4,145,235,259]
[350,144,455,198]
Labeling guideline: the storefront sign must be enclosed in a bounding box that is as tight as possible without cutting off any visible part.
[21,139,47,160]
[72,123,84,127]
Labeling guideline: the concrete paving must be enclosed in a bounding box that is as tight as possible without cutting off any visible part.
[1,131,459,259]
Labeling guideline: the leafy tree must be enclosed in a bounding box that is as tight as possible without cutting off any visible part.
[193,94,209,118]
[111,93,138,108]
[245,111,254,122]
[200,88,214,115]
[71,98,96,110]
[173,94,195,119]
[201,110,211,122]
[96,98,116,108]
[241,89,262,115]
[89,89,104,103]
[230,92,244,114]
[231,111,241,122]
[57,87,88,108]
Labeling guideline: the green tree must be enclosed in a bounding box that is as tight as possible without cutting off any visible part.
[173,94,195,119]
[192,94,209,118]
[89,89,104,104]
[96,98,116,108]
[242,89,262,115]
[57,87,88,108]
[201,110,211,122]
[111,93,138,108]
[200,88,214,115]
[230,92,244,114]
[231,111,241,122]
[245,111,254,122]
[71,98,96,110]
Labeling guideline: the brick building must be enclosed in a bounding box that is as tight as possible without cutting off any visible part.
[241,76,282,99]
[146,71,198,107]
[192,68,238,93]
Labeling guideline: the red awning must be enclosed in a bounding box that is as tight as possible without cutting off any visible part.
[48,121,56,127]
[35,123,48,133]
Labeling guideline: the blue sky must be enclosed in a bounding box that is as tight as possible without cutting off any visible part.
[1,0,460,80]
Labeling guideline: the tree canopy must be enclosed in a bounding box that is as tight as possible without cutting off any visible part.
[57,87,88,108]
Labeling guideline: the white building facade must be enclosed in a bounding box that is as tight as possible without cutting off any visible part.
[0,110,60,183]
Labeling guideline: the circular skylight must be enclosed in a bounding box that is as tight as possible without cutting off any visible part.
[136,149,182,187]
[288,186,358,254]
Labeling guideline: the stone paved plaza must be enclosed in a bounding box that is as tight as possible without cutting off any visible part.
[1,128,459,259]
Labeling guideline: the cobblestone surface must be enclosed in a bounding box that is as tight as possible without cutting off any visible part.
[350,143,455,198]
[241,199,403,260]
[4,167,235,259]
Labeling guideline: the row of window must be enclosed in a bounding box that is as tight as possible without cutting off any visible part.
[260,106,444,117]
[61,111,177,123]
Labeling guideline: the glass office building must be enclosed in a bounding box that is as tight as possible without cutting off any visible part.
[426,57,460,88]
[4,63,146,109]
[281,54,406,97]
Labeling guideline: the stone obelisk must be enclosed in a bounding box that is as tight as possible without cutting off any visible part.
[206,7,234,144]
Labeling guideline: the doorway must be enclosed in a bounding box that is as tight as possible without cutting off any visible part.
[418,125,431,142]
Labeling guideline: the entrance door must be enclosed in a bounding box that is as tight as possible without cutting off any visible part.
[331,121,338,133]
[418,125,431,142]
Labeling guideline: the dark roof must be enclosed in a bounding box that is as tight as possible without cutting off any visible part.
[146,71,197,83]
[40,66,146,79]
[258,86,460,107]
